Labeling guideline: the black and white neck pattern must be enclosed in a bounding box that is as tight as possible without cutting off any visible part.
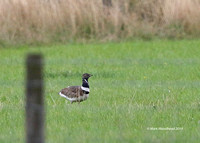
[81,78,90,94]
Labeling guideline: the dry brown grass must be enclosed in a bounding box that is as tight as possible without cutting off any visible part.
[162,0,200,36]
[0,0,199,44]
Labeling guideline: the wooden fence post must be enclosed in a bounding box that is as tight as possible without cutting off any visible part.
[26,54,44,143]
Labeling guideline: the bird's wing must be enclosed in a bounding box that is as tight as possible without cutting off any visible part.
[60,86,81,98]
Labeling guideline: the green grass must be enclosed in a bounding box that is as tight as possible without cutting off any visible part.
[0,40,200,143]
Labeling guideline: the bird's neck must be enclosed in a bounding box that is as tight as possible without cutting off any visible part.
[82,78,89,88]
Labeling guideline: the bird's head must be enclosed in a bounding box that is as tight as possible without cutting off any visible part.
[82,73,93,80]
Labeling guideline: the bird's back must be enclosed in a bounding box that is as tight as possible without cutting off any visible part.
[60,86,81,98]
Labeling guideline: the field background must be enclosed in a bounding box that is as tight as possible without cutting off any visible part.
[0,40,200,142]
[0,0,200,46]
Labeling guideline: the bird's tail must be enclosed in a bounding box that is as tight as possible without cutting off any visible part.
[59,92,67,98]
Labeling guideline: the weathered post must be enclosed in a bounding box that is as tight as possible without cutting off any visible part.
[26,54,44,143]
[102,0,112,7]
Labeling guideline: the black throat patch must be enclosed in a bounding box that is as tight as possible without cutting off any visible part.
[82,79,89,88]
[82,79,90,94]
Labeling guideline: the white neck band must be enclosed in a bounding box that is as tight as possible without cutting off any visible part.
[81,86,90,92]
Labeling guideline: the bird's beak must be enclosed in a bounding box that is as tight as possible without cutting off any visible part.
[90,74,93,77]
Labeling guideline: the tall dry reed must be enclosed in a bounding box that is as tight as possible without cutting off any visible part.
[0,0,199,44]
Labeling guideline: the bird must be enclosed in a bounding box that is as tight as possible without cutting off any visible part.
[59,73,93,104]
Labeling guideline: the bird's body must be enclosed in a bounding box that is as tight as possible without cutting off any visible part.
[59,73,92,104]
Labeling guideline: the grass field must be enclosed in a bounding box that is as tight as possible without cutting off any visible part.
[0,40,200,143]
